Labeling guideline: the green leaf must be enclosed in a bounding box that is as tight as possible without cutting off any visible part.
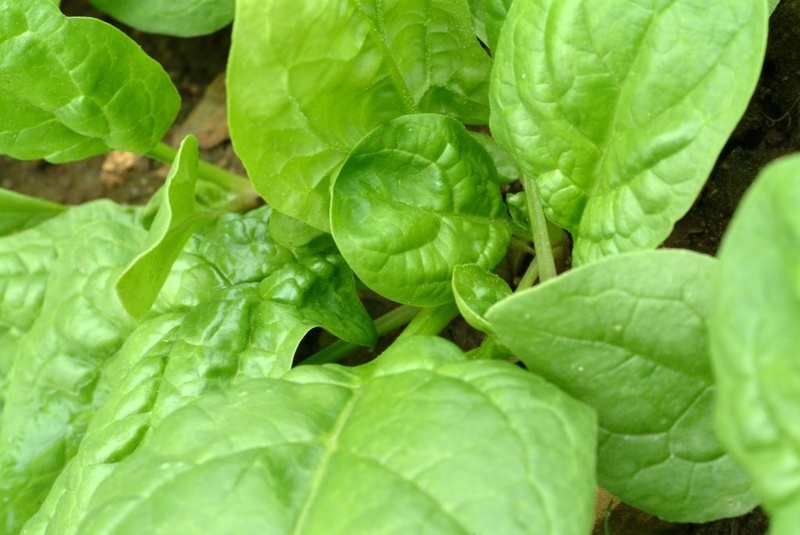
[59,336,596,535]
[331,114,511,306]
[0,218,145,534]
[490,0,767,265]
[468,131,520,184]
[485,250,757,522]
[89,0,234,37]
[0,201,138,424]
[484,0,513,52]
[229,0,491,230]
[116,136,217,319]
[0,189,66,236]
[710,154,800,534]
[268,210,331,250]
[452,263,511,333]
[0,0,180,163]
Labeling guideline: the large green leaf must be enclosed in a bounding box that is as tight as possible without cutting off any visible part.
[89,0,234,37]
[46,337,595,535]
[116,136,217,319]
[0,202,138,423]
[485,250,756,522]
[228,0,491,230]
[0,0,180,162]
[0,219,145,534]
[11,206,376,535]
[331,114,511,306]
[490,0,767,265]
[710,154,800,535]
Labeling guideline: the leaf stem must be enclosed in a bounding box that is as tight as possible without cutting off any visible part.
[516,260,540,291]
[301,305,421,366]
[523,175,557,282]
[397,301,460,339]
[147,142,254,194]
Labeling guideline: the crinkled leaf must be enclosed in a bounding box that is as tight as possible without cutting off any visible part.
[0,202,138,423]
[0,189,66,236]
[452,263,511,333]
[229,0,491,230]
[0,0,180,162]
[116,136,217,319]
[0,218,145,534]
[59,336,596,535]
[89,0,234,37]
[331,114,511,306]
[490,0,767,265]
[486,250,756,522]
[710,154,800,534]
[18,207,376,535]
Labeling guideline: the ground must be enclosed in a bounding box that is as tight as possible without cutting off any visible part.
[2,1,799,533]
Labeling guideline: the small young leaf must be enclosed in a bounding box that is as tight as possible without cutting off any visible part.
[0,189,66,236]
[66,337,597,535]
[0,0,180,162]
[710,154,800,534]
[89,0,234,37]
[485,250,757,522]
[229,0,491,230]
[452,263,512,333]
[116,136,217,319]
[468,131,520,184]
[331,114,511,306]
[490,0,767,265]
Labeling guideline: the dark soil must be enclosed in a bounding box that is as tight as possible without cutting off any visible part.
[2,1,799,534]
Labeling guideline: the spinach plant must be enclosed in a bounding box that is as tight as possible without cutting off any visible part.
[0,0,786,533]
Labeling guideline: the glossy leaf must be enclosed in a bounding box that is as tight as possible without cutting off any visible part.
[490,0,767,265]
[331,114,511,306]
[59,337,596,535]
[0,202,138,424]
[229,0,491,230]
[452,263,511,333]
[710,154,800,534]
[0,0,180,162]
[0,219,145,534]
[469,131,520,184]
[116,136,217,319]
[485,250,756,522]
[89,0,234,37]
[0,189,66,236]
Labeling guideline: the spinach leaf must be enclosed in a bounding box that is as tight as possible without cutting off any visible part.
[89,0,234,37]
[0,0,180,162]
[330,114,511,306]
[484,0,513,52]
[0,218,145,534]
[0,189,66,236]
[55,337,596,535]
[116,136,217,319]
[485,250,757,522]
[0,202,138,421]
[490,0,767,265]
[452,263,512,333]
[710,154,800,534]
[228,0,491,230]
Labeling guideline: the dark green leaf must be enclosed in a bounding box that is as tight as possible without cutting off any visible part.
[331,114,511,306]
[0,0,180,162]
[486,250,756,522]
[490,0,767,265]
[64,337,597,535]
[710,154,800,534]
